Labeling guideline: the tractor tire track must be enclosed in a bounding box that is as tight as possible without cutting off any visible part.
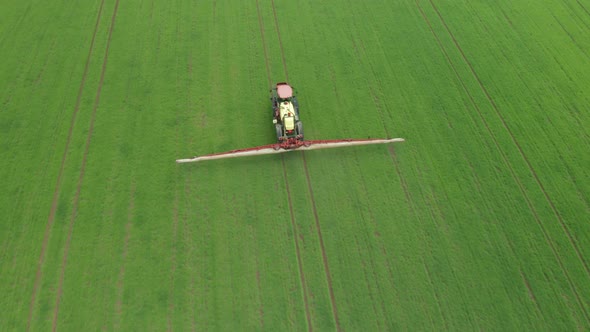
[184,12,213,325]
[346,3,449,327]
[374,83,448,328]
[342,16,417,329]
[186,184,197,329]
[185,177,200,332]
[552,0,590,33]
[256,270,264,328]
[400,154,454,329]
[300,153,342,332]
[351,233,383,331]
[93,167,118,330]
[267,0,342,327]
[254,246,265,329]
[345,0,411,191]
[490,207,546,322]
[167,18,185,331]
[181,163,198,332]
[255,0,272,85]
[471,2,590,212]
[167,190,179,332]
[268,0,341,327]
[167,130,179,325]
[51,1,121,330]
[113,183,135,331]
[246,222,265,329]
[281,157,313,332]
[333,72,395,329]
[270,0,289,81]
[575,0,590,18]
[197,176,213,329]
[0,3,31,49]
[185,36,199,332]
[26,0,106,329]
[465,152,545,322]
[426,0,590,280]
[256,1,313,330]
[416,1,590,323]
[504,231,545,321]
[519,271,539,306]
[422,260,450,330]
[33,39,57,86]
[388,144,449,328]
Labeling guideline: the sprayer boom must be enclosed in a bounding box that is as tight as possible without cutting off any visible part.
[176,138,404,163]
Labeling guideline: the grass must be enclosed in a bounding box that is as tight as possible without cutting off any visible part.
[1,0,589,330]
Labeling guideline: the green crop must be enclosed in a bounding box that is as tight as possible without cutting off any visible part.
[1,0,589,330]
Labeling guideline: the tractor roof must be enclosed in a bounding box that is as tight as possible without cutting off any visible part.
[276,83,293,99]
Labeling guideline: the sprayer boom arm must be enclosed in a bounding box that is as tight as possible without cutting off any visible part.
[176,138,404,163]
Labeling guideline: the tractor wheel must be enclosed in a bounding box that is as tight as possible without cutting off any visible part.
[296,121,303,139]
[275,124,283,140]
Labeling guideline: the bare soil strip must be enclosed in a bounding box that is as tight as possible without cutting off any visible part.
[26,1,106,329]
[51,1,121,330]
[416,0,590,323]
[300,153,342,332]
[426,0,590,280]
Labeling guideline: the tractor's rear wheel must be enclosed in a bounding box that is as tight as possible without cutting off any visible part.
[296,121,303,139]
[275,124,283,140]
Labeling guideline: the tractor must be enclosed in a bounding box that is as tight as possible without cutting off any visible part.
[271,82,303,145]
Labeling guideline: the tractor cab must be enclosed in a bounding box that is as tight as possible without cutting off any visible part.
[272,82,298,106]
[276,83,293,100]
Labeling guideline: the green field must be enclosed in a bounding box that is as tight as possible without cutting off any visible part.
[1,0,590,330]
